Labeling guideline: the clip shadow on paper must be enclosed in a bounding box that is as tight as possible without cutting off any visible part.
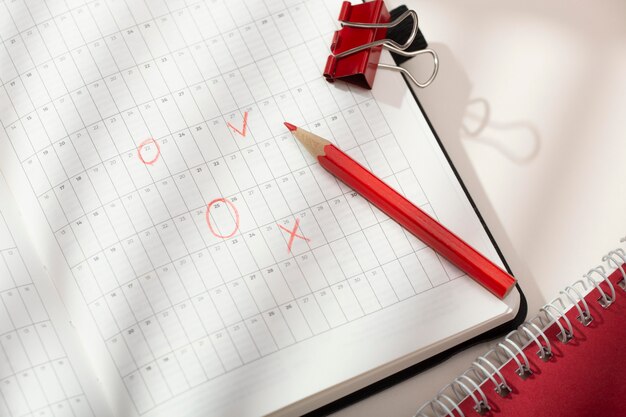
[461,98,541,164]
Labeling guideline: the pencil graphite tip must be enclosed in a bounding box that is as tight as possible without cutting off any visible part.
[284,122,297,132]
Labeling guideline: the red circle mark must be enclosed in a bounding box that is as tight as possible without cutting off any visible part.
[137,138,161,165]
[205,198,240,239]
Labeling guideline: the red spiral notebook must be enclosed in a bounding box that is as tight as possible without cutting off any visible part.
[415,242,626,417]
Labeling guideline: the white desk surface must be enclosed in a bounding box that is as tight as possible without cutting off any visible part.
[332,0,626,415]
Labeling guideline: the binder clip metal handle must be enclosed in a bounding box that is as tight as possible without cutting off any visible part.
[333,9,419,59]
[378,50,439,88]
[324,1,439,90]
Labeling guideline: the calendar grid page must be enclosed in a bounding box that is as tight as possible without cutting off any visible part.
[0,0,514,416]
[0,210,94,417]
[0,174,114,417]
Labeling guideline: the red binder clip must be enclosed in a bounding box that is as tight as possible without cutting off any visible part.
[323,0,438,90]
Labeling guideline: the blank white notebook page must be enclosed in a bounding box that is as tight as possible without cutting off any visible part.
[0,0,514,416]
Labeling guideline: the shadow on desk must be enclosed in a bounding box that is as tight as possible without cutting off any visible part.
[403,42,543,306]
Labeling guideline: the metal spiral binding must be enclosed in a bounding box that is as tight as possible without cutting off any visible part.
[559,281,593,326]
[585,266,615,308]
[412,240,624,416]
[603,248,626,290]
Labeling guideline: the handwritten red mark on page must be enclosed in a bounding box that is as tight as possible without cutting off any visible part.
[226,111,248,137]
[137,138,161,165]
[206,198,240,238]
[278,218,310,253]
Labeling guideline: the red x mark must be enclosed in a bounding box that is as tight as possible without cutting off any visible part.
[278,218,310,253]
[227,111,248,137]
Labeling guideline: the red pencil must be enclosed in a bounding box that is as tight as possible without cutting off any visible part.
[284,122,516,299]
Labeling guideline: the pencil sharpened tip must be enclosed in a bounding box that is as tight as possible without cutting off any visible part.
[284,122,297,132]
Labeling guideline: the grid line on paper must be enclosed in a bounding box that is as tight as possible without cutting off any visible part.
[89,0,257,372]
[0,0,333,120]
[0,210,94,416]
[0,0,460,414]
[43,168,424,258]
[0,0,209,87]
[104,235,450,351]
[0,1,322,118]
[240,7,361,322]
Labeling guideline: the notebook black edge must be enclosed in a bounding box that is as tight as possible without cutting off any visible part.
[304,5,527,415]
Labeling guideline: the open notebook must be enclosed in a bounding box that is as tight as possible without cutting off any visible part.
[0,0,521,416]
